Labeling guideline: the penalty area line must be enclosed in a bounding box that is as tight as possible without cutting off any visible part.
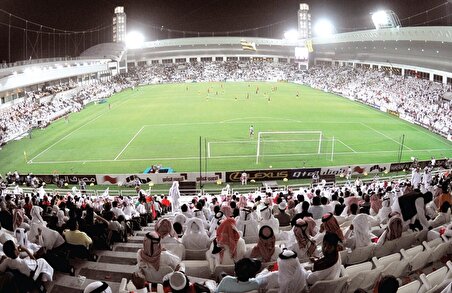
[114,126,145,161]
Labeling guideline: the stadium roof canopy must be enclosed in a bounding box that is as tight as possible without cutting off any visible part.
[312,26,452,73]
[80,42,127,62]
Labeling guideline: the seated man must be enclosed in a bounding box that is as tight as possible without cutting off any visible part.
[215,258,264,293]
[63,219,93,249]
[0,240,54,285]
[307,232,342,285]
[63,218,96,260]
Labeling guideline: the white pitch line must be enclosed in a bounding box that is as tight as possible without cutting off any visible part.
[28,147,452,164]
[114,126,145,161]
[337,139,357,153]
[28,111,107,162]
[360,122,413,151]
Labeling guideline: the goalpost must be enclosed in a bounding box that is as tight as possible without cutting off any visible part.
[255,131,323,164]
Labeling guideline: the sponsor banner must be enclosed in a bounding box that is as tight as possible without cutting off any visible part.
[387,109,399,117]
[389,159,448,172]
[320,163,391,176]
[96,172,224,185]
[19,174,97,185]
[226,168,321,182]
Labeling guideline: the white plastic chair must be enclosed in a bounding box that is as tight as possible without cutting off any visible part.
[424,240,449,263]
[345,244,375,265]
[157,283,164,293]
[401,246,431,272]
[372,252,408,278]
[418,265,448,293]
[395,233,417,251]
[374,240,397,258]
[344,261,373,278]
[346,266,382,293]
[183,260,212,279]
[213,264,235,280]
[446,260,452,279]
[184,248,208,260]
[163,242,186,260]
[424,238,443,249]
[401,245,424,259]
[397,280,421,293]
[308,275,348,293]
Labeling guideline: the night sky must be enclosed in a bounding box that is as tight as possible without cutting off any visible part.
[0,0,450,62]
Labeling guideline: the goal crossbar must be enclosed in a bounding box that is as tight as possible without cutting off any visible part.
[256,131,323,164]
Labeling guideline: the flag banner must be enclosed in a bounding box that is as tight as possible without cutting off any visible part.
[241,40,257,51]
[305,40,314,52]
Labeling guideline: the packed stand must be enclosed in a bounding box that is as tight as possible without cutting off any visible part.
[1,165,451,292]
[297,66,452,137]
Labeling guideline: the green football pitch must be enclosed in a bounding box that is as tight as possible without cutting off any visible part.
[1,82,451,174]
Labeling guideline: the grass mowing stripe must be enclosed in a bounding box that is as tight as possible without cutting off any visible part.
[359,122,414,151]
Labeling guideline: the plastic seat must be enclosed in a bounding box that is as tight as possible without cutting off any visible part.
[184,248,208,260]
[373,253,408,278]
[427,242,449,263]
[162,242,186,260]
[397,280,421,293]
[374,240,397,258]
[416,230,428,245]
[344,261,373,278]
[346,266,382,293]
[308,275,348,293]
[244,236,259,244]
[423,238,443,249]
[401,246,431,272]
[213,264,235,280]
[279,226,292,232]
[395,233,417,251]
[418,265,448,293]
[183,260,211,279]
[401,245,424,258]
[345,244,375,265]
[446,260,452,279]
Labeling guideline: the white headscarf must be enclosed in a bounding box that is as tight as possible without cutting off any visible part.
[83,281,112,293]
[15,228,28,247]
[169,181,181,212]
[277,250,307,293]
[351,214,371,248]
[28,206,65,250]
[181,218,210,250]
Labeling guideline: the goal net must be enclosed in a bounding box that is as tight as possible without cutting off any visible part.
[256,131,324,163]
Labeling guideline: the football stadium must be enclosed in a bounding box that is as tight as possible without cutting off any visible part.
[0,1,451,292]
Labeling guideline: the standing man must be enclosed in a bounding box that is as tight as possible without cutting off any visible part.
[249,125,254,138]
[241,171,248,185]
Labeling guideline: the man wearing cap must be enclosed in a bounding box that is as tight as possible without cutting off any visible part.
[275,201,291,227]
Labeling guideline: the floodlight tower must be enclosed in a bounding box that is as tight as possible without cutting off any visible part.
[113,6,127,43]
[298,3,311,39]
[371,10,401,29]
[113,6,128,74]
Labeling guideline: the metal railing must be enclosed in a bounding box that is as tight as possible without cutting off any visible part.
[4,169,449,198]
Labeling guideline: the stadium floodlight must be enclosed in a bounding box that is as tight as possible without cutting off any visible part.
[284,29,299,40]
[126,31,145,49]
[314,19,335,37]
[371,10,401,29]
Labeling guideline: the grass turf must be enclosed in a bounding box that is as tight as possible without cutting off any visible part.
[1,82,450,174]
